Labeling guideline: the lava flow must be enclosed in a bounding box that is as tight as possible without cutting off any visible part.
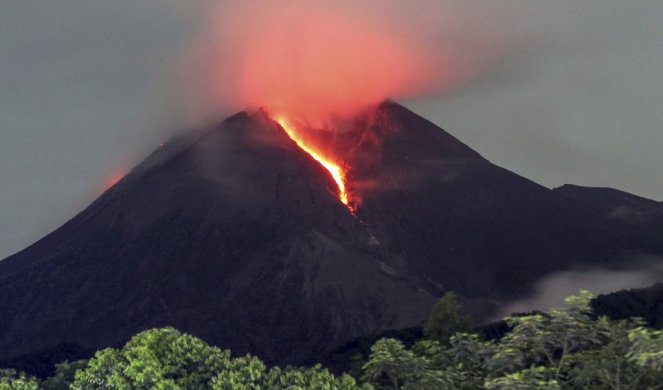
[275,116,352,212]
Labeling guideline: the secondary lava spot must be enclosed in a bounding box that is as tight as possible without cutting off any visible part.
[101,169,125,192]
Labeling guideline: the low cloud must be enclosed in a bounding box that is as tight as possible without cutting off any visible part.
[497,256,663,319]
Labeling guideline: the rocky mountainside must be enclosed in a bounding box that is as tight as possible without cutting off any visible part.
[554,184,663,251]
[1,102,661,367]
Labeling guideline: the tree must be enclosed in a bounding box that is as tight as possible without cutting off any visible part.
[212,356,367,389]
[72,327,231,389]
[484,366,560,390]
[0,369,39,390]
[423,292,472,344]
[212,354,267,390]
[70,327,365,390]
[362,338,427,390]
[375,290,663,389]
[488,290,609,382]
[627,326,663,371]
[263,365,368,390]
[427,333,495,389]
[41,360,88,390]
[562,317,663,389]
[5,289,663,389]
[71,348,135,389]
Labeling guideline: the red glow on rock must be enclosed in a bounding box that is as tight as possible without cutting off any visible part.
[276,115,354,212]
[178,1,508,210]
[102,169,125,192]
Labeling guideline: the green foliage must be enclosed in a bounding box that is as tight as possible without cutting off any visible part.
[426,333,495,389]
[41,360,87,390]
[66,327,363,390]
[262,365,368,390]
[72,327,231,389]
[1,289,662,390]
[71,348,127,389]
[211,356,366,389]
[564,318,663,389]
[347,353,367,380]
[361,338,426,389]
[484,366,560,389]
[0,369,39,390]
[211,354,267,389]
[361,289,663,389]
[488,290,609,381]
[423,291,472,344]
[627,326,663,370]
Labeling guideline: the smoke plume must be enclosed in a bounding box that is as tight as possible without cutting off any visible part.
[177,0,508,125]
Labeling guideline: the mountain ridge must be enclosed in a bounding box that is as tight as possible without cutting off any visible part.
[1,101,661,367]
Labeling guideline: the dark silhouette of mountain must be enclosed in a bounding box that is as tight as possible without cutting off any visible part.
[592,283,663,328]
[0,101,661,369]
[343,102,656,301]
[554,184,663,252]
[554,184,662,216]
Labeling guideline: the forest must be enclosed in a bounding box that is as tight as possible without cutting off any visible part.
[2,290,662,390]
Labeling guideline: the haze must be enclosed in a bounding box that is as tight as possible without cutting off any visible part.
[1,0,662,260]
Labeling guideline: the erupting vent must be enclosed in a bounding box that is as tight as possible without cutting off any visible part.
[275,116,353,213]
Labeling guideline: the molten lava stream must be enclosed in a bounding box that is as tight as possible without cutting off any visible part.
[275,116,353,213]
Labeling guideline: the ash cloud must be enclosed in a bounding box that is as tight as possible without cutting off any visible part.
[497,256,663,319]
[175,0,511,125]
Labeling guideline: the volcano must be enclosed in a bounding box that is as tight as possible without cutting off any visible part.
[1,101,661,368]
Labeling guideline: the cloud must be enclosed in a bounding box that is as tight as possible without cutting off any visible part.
[497,256,663,319]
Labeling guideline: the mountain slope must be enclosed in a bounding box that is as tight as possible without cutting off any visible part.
[0,110,434,365]
[343,102,642,300]
[1,102,661,367]
[554,184,663,252]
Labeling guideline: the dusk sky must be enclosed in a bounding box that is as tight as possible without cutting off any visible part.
[1,0,662,259]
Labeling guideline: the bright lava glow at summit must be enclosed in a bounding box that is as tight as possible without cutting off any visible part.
[275,116,352,212]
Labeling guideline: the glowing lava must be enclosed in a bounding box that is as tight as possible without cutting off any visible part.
[275,116,352,212]
[101,169,125,192]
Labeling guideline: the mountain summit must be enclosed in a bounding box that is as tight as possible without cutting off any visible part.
[1,101,661,366]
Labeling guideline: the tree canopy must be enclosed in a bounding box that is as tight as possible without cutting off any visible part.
[423,291,472,344]
[361,290,663,390]
[2,290,662,389]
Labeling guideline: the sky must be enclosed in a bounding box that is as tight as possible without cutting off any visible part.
[1,1,662,260]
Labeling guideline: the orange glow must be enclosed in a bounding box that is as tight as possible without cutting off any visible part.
[275,115,352,211]
[194,2,483,123]
[101,169,125,192]
[183,2,509,128]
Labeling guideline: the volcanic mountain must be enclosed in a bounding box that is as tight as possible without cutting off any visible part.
[0,101,661,367]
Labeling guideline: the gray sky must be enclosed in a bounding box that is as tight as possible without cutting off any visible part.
[1,1,662,259]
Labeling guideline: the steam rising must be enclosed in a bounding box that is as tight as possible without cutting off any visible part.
[180,0,507,124]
